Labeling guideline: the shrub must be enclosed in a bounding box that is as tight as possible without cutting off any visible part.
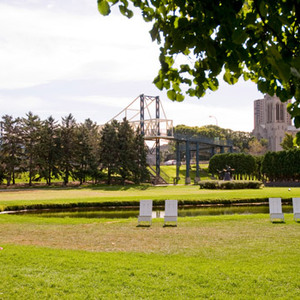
[199,180,262,189]
[199,181,218,189]
[209,153,257,179]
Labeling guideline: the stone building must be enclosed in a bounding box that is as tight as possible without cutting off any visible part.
[252,94,299,151]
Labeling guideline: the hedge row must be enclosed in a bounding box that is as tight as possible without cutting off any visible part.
[209,153,256,179]
[199,180,262,189]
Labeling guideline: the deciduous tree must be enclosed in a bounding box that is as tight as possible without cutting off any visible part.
[98,0,300,140]
[280,133,297,150]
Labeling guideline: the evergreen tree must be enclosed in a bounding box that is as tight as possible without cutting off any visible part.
[133,129,149,184]
[83,119,103,183]
[22,112,42,186]
[59,114,77,185]
[118,118,136,184]
[0,115,23,185]
[99,120,119,184]
[74,119,100,184]
[37,116,60,185]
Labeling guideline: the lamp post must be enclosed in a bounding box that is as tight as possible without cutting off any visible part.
[209,115,218,126]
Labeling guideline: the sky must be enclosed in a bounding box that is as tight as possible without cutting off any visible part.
[0,0,264,132]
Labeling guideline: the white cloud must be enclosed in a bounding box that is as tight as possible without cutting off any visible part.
[0,1,264,132]
[0,3,158,89]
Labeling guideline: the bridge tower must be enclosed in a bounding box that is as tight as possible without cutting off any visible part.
[105,94,174,182]
[101,94,233,184]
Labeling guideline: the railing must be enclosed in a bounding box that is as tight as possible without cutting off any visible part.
[174,133,233,146]
[148,165,170,184]
[130,119,174,138]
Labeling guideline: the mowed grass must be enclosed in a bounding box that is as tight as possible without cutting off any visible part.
[0,213,299,299]
[0,185,300,211]
[160,164,211,183]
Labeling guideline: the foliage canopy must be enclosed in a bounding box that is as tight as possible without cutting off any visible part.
[174,124,253,152]
[98,0,300,135]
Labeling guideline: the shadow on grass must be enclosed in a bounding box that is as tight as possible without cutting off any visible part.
[0,183,164,192]
[271,221,286,224]
[86,184,157,191]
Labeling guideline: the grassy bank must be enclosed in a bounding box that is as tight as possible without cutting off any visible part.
[0,185,299,212]
[0,213,299,298]
[160,164,211,183]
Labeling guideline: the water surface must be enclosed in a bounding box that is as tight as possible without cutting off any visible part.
[11,205,293,219]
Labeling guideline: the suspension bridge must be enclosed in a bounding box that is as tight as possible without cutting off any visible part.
[103,94,233,184]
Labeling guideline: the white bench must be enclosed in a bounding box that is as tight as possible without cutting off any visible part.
[292,198,300,222]
[138,200,153,226]
[269,198,284,222]
[164,200,178,226]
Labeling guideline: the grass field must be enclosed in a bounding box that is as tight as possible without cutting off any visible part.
[0,213,299,299]
[1,186,299,298]
[0,185,299,211]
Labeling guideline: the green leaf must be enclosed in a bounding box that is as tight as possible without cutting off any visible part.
[98,0,110,16]
[294,116,300,128]
[243,72,250,81]
[205,40,216,57]
[174,17,180,29]
[149,23,159,42]
[223,70,238,85]
[277,61,291,83]
[232,29,247,45]
[153,76,163,90]
[176,93,185,102]
[119,5,133,18]
[208,78,219,91]
[257,80,269,93]
[259,1,267,18]
[167,90,176,100]
[183,48,190,55]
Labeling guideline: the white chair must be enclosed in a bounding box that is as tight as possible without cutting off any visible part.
[269,198,284,222]
[138,200,153,226]
[164,200,178,226]
[292,198,300,222]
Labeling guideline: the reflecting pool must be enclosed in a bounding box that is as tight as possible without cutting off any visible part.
[10,204,293,219]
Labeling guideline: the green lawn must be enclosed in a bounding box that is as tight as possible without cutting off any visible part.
[0,213,299,299]
[159,164,211,183]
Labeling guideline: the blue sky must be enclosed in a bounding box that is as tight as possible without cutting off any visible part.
[0,0,264,132]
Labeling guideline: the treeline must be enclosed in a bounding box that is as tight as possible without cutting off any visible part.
[0,113,149,186]
[209,150,300,182]
[261,150,300,181]
[174,124,268,154]
[174,124,253,152]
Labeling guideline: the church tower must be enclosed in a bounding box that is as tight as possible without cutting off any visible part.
[253,94,298,151]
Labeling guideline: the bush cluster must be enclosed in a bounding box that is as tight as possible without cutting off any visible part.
[261,149,300,181]
[199,180,262,190]
[209,153,256,180]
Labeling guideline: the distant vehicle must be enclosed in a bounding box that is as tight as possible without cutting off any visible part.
[164,160,176,165]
